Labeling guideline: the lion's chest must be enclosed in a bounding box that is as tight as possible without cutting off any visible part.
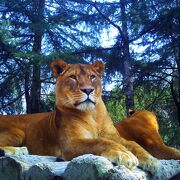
[73,116,100,139]
[85,117,99,138]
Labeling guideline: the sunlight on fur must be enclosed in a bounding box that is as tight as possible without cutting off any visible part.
[0,60,179,176]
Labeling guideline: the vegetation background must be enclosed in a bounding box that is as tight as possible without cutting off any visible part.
[0,0,180,148]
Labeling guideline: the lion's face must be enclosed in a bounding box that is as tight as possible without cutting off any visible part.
[51,60,105,111]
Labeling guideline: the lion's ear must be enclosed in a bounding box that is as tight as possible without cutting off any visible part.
[51,60,67,78]
[128,109,135,116]
[91,61,105,76]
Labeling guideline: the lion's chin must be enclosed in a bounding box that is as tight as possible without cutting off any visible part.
[76,101,95,111]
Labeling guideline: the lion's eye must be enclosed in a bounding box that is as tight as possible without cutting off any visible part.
[90,75,96,80]
[69,75,77,80]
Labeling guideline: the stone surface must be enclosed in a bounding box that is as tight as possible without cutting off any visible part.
[0,154,179,180]
[63,154,180,180]
[0,155,69,180]
[63,154,114,180]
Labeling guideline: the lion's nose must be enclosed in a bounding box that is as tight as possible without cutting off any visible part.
[80,88,94,95]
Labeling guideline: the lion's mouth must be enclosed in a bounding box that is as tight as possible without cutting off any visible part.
[75,98,95,106]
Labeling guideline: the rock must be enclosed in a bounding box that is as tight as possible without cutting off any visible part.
[154,160,180,180]
[0,154,179,180]
[103,165,149,180]
[0,155,69,180]
[63,154,114,180]
[63,154,180,180]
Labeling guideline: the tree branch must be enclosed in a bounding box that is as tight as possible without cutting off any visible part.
[71,47,115,55]
[1,92,25,109]
[84,0,125,40]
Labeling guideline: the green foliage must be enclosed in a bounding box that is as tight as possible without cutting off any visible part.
[0,0,105,113]
[159,111,180,149]
[106,85,180,148]
[105,96,126,123]
[40,92,55,112]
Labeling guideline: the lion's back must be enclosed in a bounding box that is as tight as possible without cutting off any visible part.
[0,112,55,131]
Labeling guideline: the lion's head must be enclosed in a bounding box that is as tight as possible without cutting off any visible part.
[51,60,105,111]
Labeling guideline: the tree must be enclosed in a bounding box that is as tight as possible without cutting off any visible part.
[84,0,160,115]
[155,5,180,125]
[1,0,180,130]
[0,0,103,114]
[134,2,180,125]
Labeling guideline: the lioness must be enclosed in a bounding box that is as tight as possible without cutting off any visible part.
[0,60,162,174]
[115,109,180,160]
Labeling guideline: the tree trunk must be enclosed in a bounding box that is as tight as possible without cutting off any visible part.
[170,37,180,126]
[176,104,180,126]
[30,35,42,113]
[176,49,180,126]
[25,67,31,113]
[120,0,134,116]
[29,0,45,113]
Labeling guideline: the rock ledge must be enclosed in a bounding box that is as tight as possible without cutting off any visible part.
[0,154,179,180]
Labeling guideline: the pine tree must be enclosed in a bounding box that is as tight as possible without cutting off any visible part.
[0,0,103,113]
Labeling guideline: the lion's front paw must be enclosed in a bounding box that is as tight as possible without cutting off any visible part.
[140,157,160,175]
[101,149,139,169]
[0,146,29,156]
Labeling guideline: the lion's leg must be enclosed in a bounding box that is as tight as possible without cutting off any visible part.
[112,136,160,175]
[101,117,160,175]
[61,138,139,170]
[0,128,28,156]
[120,120,180,160]
[149,143,180,160]
[133,127,180,159]
[102,134,160,175]
[134,126,180,159]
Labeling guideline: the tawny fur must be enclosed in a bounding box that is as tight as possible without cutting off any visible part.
[0,60,179,174]
[115,110,180,160]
